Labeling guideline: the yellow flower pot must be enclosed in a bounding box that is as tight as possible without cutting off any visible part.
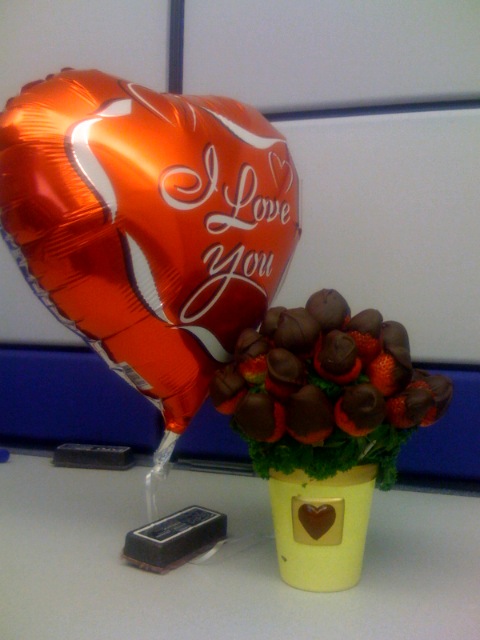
[269,464,377,592]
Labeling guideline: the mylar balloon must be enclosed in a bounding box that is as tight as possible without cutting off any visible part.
[0,68,300,447]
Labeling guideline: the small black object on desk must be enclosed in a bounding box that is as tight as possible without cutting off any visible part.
[52,443,135,470]
[123,506,228,573]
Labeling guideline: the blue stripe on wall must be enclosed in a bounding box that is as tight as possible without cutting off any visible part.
[1,347,479,484]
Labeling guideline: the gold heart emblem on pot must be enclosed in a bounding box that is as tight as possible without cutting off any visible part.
[298,504,336,540]
[292,496,344,545]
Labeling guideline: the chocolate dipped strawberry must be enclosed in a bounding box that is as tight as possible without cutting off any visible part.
[382,320,410,351]
[410,371,454,426]
[265,347,305,400]
[259,305,287,338]
[334,383,387,437]
[367,319,412,395]
[386,383,435,428]
[209,365,247,415]
[306,289,351,332]
[268,307,320,355]
[234,328,270,385]
[366,347,412,397]
[285,384,335,444]
[346,308,383,366]
[233,391,286,442]
[313,330,362,384]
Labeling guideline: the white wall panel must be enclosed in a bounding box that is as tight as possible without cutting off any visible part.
[184,0,480,112]
[1,242,85,345]
[0,0,170,106]
[272,109,480,364]
[0,0,170,346]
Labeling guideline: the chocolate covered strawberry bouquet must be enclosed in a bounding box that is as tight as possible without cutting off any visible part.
[210,289,453,489]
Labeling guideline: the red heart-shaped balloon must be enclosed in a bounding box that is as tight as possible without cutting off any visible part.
[0,69,300,436]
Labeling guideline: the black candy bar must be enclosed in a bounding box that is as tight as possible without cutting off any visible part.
[123,506,228,573]
[52,443,135,470]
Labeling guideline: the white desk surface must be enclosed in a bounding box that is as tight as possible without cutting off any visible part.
[1,453,479,640]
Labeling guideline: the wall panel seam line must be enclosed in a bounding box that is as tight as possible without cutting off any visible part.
[168,0,185,93]
[264,99,480,122]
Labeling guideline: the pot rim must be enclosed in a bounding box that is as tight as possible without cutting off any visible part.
[269,464,378,487]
